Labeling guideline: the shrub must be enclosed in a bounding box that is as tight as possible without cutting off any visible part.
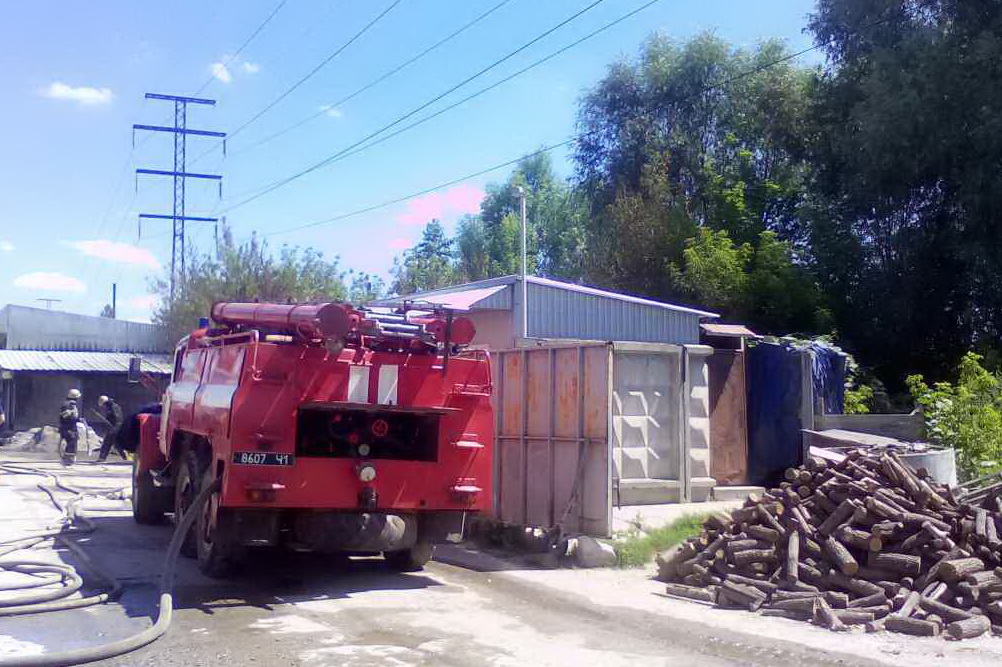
[907,352,1002,480]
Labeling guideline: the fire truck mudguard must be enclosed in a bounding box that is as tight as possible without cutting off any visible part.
[134,300,492,577]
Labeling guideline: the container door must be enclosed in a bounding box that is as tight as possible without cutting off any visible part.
[495,344,612,536]
[610,347,683,504]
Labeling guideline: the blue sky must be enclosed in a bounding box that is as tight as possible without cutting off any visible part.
[0,0,817,322]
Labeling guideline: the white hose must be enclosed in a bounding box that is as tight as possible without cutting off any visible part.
[0,462,218,666]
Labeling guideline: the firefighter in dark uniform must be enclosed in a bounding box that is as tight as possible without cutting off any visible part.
[59,389,82,465]
[97,395,126,462]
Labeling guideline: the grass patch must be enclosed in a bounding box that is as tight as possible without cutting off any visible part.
[613,514,708,568]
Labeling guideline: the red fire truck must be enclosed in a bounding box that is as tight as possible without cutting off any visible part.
[131,301,493,576]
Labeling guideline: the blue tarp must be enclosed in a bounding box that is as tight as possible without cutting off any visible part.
[746,342,806,486]
[810,342,846,415]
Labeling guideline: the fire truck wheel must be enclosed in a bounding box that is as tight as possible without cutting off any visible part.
[384,543,433,572]
[173,453,200,558]
[195,466,245,578]
[131,456,164,524]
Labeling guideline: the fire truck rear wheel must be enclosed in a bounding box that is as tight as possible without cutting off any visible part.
[173,454,200,558]
[195,466,245,578]
[384,542,433,572]
[132,456,164,524]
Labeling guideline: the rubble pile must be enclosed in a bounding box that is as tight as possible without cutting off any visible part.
[657,450,1002,639]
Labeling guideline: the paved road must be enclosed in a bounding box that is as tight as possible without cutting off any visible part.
[0,455,880,667]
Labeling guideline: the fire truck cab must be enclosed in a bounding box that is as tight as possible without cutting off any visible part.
[132,301,493,577]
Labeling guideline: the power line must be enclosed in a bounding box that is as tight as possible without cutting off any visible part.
[198,0,516,164]
[221,0,610,213]
[259,30,854,238]
[226,0,405,141]
[252,0,666,188]
[192,0,291,96]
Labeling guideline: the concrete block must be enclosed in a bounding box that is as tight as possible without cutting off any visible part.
[571,536,618,568]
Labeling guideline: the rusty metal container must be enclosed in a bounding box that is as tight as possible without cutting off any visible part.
[493,341,713,537]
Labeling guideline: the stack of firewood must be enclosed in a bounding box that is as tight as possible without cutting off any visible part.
[657,450,1002,639]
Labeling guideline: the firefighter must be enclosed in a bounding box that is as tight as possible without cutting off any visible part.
[59,389,82,465]
[96,395,126,462]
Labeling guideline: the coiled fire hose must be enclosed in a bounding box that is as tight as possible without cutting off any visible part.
[0,462,219,666]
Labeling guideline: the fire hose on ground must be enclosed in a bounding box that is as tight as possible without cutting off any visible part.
[0,462,219,667]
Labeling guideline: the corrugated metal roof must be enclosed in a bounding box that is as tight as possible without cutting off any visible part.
[0,305,170,353]
[0,350,172,374]
[385,275,719,318]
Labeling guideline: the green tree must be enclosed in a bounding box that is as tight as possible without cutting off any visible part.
[99,304,115,318]
[347,271,386,305]
[805,0,1002,382]
[454,153,587,283]
[152,225,347,341]
[572,34,823,334]
[390,220,455,294]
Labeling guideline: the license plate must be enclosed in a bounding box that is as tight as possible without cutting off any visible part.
[232,451,294,466]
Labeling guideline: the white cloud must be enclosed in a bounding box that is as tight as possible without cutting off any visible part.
[43,82,113,106]
[319,104,343,118]
[67,239,160,269]
[14,272,86,294]
[0,241,13,252]
[128,295,159,310]
[211,62,232,83]
[241,62,260,74]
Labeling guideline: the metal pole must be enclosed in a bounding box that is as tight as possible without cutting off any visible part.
[517,186,527,340]
[112,283,117,319]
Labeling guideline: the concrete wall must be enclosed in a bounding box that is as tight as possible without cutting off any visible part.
[9,372,166,432]
[0,305,169,353]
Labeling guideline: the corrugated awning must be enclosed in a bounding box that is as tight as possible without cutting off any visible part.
[0,350,173,374]
[701,323,760,338]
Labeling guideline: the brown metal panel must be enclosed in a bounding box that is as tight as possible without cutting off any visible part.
[500,352,522,437]
[707,349,748,485]
[525,350,550,436]
[582,345,609,439]
[498,437,524,523]
[553,347,580,439]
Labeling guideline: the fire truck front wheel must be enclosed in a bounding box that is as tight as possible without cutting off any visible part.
[384,542,433,572]
[131,456,165,524]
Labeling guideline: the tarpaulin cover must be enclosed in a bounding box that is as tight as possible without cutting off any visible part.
[810,342,846,415]
[746,342,805,486]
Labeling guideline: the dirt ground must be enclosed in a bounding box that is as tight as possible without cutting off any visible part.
[2,450,1001,667]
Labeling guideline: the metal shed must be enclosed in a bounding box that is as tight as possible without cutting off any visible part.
[383,275,717,348]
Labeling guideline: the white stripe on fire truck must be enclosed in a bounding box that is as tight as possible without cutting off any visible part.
[377,365,398,405]
[348,365,370,403]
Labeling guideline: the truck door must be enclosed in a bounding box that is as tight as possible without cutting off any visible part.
[166,347,207,439]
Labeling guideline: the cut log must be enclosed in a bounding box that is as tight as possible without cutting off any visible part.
[869,552,921,577]
[839,526,883,552]
[725,574,778,595]
[767,597,818,614]
[760,608,810,620]
[918,597,974,623]
[664,583,717,604]
[818,499,859,536]
[941,558,987,584]
[824,536,859,575]
[731,548,778,567]
[746,525,781,544]
[813,597,848,631]
[946,615,991,640]
[833,609,875,624]
[786,532,800,584]
[885,616,942,636]
[848,592,888,609]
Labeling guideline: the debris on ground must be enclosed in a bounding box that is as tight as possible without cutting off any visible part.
[657,449,1002,640]
[0,425,102,454]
